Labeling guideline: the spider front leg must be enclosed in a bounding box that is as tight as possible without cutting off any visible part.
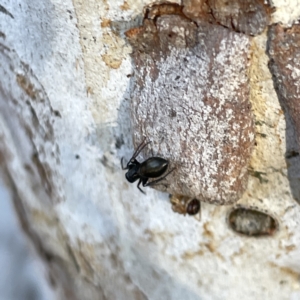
[121,157,127,170]
[137,177,148,194]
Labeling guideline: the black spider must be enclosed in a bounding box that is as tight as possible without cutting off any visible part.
[121,139,174,194]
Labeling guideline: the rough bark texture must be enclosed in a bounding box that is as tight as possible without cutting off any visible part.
[267,23,300,204]
[1,0,300,300]
[182,0,272,35]
[126,7,255,205]
[268,23,300,150]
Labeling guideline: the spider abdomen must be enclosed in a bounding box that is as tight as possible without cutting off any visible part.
[139,157,168,178]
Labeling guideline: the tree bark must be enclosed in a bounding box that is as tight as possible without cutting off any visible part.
[1,0,300,299]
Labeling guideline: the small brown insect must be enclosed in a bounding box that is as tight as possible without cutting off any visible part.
[170,194,201,219]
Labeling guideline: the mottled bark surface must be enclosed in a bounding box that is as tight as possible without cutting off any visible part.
[1,0,300,300]
[126,7,255,204]
[0,44,78,299]
[182,0,272,35]
[268,23,300,203]
[268,23,300,150]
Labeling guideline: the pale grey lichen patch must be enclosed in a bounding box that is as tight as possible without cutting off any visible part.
[127,13,254,205]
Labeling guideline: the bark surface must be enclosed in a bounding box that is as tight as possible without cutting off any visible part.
[1,1,300,299]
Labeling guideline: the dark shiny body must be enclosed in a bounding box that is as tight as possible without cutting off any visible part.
[121,139,174,194]
[139,157,168,178]
[186,199,201,215]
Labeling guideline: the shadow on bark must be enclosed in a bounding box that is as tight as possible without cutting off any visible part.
[267,24,300,205]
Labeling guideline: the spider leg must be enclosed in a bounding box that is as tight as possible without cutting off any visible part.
[121,157,128,170]
[144,168,175,187]
[194,206,202,222]
[137,178,147,194]
[131,138,151,160]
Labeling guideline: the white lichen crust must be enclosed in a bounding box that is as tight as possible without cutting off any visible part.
[128,14,255,204]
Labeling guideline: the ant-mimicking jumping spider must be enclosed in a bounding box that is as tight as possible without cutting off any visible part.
[121,138,174,194]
